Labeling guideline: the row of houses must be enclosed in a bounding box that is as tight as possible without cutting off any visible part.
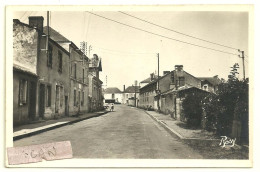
[13,16,103,126]
[104,85,140,106]
[104,65,220,119]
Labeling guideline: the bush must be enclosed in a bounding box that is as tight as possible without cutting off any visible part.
[182,91,205,128]
[202,64,248,142]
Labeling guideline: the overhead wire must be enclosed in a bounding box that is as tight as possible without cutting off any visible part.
[92,45,156,55]
[86,11,239,57]
[119,11,238,51]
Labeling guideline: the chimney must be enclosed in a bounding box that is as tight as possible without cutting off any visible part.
[123,85,125,92]
[163,71,170,75]
[28,16,44,32]
[175,65,183,71]
[150,73,154,81]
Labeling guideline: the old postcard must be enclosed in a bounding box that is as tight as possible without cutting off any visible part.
[5,5,253,167]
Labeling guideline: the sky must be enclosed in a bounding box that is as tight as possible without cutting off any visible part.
[13,10,249,91]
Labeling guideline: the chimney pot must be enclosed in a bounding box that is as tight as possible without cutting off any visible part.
[28,16,44,32]
[175,65,183,71]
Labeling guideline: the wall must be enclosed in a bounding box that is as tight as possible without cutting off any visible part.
[13,21,38,75]
[139,82,157,109]
[38,37,70,119]
[13,71,38,126]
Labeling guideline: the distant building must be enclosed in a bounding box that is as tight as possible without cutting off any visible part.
[140,73,158,88]
[198,75,221,93]
[122,85,140,106]
[139,65,203,119]
[104,87,123,103]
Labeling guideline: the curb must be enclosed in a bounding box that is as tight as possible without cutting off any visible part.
[144,111,184,139]
[13,111,109,141]
[144,110,219,141]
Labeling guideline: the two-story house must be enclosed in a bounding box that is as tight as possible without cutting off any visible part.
[88,54,103,112]
[139,65,203,120]
[122,85,140,106]
[104,87,123,103]
[43,26,90,116]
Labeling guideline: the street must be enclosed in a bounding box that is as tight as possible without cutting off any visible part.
[14,105,203,159]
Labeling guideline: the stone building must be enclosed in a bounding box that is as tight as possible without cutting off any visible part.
[88,54,103,112]
[31,17,71,120]
[13,19,39,125]
[139,65,202,114]
[198,75,221,93]
[43,26,89,116]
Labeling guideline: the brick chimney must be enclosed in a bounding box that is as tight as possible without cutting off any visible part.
[28,16,44,32]
[163,71,170,75]
[175,65,183,71]
[150,73,154,81]
[123,85,125,92]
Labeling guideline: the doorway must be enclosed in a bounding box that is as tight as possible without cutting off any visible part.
[39,84,45,118]
[65,96,69,116]
[28,81,36,120]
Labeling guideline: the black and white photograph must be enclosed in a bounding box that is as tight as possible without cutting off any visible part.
[5,5,253,167]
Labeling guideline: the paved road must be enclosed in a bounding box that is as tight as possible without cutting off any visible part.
[14,105,203,159]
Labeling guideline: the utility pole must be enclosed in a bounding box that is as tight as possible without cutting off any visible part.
[157,53,160,111]
[238,49,246,80]
[46,11,50,54]
[134,80,137,107]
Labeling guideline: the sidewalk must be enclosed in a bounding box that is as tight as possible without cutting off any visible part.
[13,110,109,141]
[144,110,249,159]
[145,110,218,140]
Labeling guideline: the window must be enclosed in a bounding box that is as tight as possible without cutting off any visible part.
[83,69,85,83]
[203,84,208,91]
[74,63,77,79]
[112,93,115,99]
[60,86,63,107]
[126,94,128,98]
[81,91,84,106]
[74,89,77,106]
[178,77,185,87]
[46,85,51,107]
[55,85,60,113]
[58,51,62,73]
[19,79,27,105]
[47,45,53,68]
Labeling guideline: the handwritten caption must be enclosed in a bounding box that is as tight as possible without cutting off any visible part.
[219,136,236,148]
[7,141,73,165]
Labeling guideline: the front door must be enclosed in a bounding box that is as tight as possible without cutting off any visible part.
[78,91,81,112]
[28,81,36,120]
[39,84,45,118]
[65,96,69,116]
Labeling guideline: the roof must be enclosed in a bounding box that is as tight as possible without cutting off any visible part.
[161,85,209,96]
[140,74,158,83]
[104,87,122,94]
[198,76,221,86]
[43,26,70,42]
[124,86,141,93]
